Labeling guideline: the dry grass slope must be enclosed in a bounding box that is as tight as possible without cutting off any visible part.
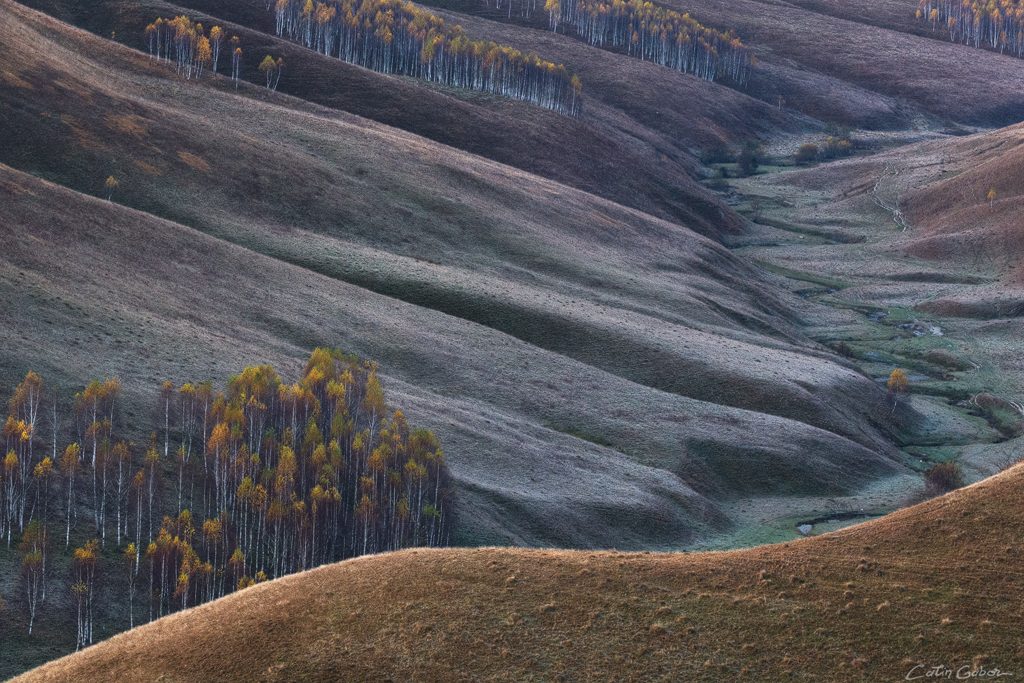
[902,126,1024,280]
[772,122,1024,315]
[16,464,1024,681]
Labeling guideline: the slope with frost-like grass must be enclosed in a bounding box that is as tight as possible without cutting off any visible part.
[17,0,769,238]
[0,0,907,554]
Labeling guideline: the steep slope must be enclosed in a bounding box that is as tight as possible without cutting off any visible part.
[17,463,1024,681]
[682,0,1024,127]
[0,0,907,550]
[896,123,1024,318]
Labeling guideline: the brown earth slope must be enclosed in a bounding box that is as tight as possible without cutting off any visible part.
[16,463,1024,681]
[0,0,908,549]
[900,124,1024,317]
[901,126,1024,281]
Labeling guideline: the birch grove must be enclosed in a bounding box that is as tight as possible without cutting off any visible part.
[0,348,451,641]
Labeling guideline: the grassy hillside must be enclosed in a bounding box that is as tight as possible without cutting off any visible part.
[755,121,1024,315]
[415,0,1024,128]
[901,126,1024,280]
[15,463,1024,681]
[16,0,772,238]
[686,0,1024,126]
[0,0,914,554]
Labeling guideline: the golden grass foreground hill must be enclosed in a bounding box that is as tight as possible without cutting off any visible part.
[16,464,1024,681]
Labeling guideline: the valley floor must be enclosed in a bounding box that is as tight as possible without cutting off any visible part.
[694,139,1024,547]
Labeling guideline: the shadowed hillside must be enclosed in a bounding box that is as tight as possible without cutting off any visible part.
[16,0,777,238]
[683,0,1024,126]
[417,0,1024,128]
[16,463,1024,681]
[0,0,909,554]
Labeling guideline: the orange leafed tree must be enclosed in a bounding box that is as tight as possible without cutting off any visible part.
[196,36,212,76]
[72,539,98,649]
[1,348,450,645]
[887,368,909,413]
[145,15,242,80]
[104,175,118,200]
[231,37,243,85]
[209,26,224,72]
[887,368,909,394]
[918,0,1024,58]
[259,54,283,90]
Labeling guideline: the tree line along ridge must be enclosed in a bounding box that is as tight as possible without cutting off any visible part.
[145,16,246,84]
[917,0,1024,56]
[0,349,452,646]
[488,0,753,85]
[271,0,583,115]
[144,15,286,91]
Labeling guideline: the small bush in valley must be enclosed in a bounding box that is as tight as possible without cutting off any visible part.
[925,462,964,496]
[795,143,819,165]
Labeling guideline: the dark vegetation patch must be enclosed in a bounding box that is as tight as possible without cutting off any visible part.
[920,349,972,372]
[544,423,616,449]
[917,297,1024,320]
[924,461,964,497]
[967,393,1024,440]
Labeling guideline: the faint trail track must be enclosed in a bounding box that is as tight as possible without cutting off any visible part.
[872,163,911,232]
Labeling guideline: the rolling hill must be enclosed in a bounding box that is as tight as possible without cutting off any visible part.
[408,0,1024,128]
[15,463,1024,681]
[901,126,1024,282]
[15,0,770,238]
[5,0,1024,676]
[745,119,1024,319]
[0,0,911,554]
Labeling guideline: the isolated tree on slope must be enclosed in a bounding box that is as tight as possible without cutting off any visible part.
[72,539,99,649]
[123,543,138,628]
[887,368,909,413]
[259,55,283,90]
[60,443,79,549]
[196,36,213,78]
[209,26,224,72]
[231,38,243,86]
